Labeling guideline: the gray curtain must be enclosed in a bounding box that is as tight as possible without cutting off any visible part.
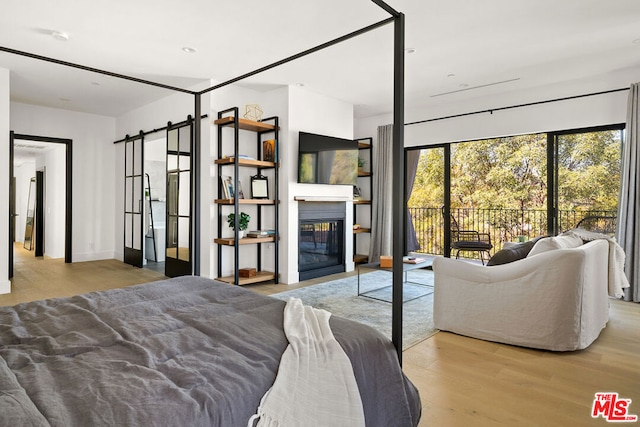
[369,124,394,263]
[405,150,420,252]
[617,82,639,302]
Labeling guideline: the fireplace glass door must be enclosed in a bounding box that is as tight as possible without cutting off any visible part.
[298,219,345,280]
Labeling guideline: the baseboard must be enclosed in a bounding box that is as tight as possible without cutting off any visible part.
[0,279,11,295]
[72,251,116,263]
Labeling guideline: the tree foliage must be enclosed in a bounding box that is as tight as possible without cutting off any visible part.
[408,130,621,213]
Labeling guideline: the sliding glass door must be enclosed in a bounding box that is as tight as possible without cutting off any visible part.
[123,134,144,267]
[409,124,624,259]
[552,125,623,233]
[165,119,193,278]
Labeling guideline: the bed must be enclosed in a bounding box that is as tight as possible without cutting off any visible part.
[0,276,421,426]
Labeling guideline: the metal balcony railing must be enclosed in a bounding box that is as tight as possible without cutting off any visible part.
[409,207,617,257]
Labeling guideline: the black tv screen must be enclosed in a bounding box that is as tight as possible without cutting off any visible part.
[298,132,358,185]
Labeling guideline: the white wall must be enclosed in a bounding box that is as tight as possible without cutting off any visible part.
[0,68,10,294]
[10,103,117,262]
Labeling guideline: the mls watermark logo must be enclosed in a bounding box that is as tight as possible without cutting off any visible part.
[592,392,638,422]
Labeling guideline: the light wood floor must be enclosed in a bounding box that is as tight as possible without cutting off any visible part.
[3,248,639,426]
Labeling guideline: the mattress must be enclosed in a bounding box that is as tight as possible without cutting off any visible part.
[0,276,421,426]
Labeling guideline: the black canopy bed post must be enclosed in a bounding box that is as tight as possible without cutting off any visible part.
[370,0,406,363]
[193,94,202,276]
[393,12,406,363]
[3,0,408,358]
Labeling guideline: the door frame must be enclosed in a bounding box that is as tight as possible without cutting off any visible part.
[9,132,72,278]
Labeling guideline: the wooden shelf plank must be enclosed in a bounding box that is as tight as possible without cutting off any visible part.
[358,172,372,177]
[354,254,369,263]
[353,228,371,234]
[353,200,371,205]
[358,142,371,149]
[215,198,275,205]
[216,271,276,285]
[214,158,276,168]
[214,236,275,245]
[213,116,276,132]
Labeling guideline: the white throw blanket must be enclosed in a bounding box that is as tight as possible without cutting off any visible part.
[565,229,630,298]
[248,297,365,427]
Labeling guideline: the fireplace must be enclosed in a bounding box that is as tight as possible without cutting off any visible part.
[298,202,345,281]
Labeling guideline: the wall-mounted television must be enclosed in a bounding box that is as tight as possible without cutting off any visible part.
[298,131,358,185]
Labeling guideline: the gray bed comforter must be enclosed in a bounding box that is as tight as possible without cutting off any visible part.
[0,276,421,426]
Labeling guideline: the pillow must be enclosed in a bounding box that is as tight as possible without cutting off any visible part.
[527,233,583,258]
[486,237,543,266]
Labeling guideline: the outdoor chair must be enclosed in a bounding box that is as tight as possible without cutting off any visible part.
[444,209,493,265]
[575,215,616,237]
[300,223,317,248]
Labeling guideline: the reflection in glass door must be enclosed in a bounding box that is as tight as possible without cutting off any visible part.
[165,120,193,277]
[553,126,623,233]
[124,134,144,267]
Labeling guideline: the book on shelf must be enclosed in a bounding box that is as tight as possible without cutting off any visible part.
[246,230,276,238]
[403,256,427,264]
[223,154,256,161]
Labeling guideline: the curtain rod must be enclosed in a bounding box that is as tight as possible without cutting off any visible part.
[405,87,630,126]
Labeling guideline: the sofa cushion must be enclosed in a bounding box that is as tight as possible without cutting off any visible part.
[487,237,543,266]
[527,234,584,257]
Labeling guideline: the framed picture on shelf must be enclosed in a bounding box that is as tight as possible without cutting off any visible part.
[220,175,234,199]
[251,174,269,199]
[353,185,361,200]
[236,180,245,199]
[219,176,229,199]
[262,139,275,162]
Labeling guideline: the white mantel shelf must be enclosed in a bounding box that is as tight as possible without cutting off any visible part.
[294,196,352,202]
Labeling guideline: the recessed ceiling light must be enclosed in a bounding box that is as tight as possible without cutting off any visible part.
[182,47,197,53]
[91,82,100,86]
[51,31,69,41]
[459,83,469,88]
[447,73,456,78]
[633,38,640,45]
[405,48,416,54]
[59,97,70,102]
[295,83,305,87]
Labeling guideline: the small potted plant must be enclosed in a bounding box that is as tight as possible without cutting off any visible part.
[358,157,366,174]
[227,212,250,238]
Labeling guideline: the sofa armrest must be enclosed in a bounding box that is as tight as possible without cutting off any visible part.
[432,240,609,350]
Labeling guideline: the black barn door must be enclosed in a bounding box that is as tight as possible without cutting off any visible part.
[123,134,144,267]
[165,119,193,277]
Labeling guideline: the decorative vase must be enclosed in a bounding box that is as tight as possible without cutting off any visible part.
[237,230,244,239]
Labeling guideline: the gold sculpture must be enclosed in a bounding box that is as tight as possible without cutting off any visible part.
[243,104,263,122]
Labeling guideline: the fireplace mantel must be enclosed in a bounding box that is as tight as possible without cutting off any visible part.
[294,196,352,202]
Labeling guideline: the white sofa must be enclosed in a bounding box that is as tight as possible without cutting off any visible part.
[433,239,610,351]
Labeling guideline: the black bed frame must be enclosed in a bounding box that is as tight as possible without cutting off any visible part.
[1,0,408,361]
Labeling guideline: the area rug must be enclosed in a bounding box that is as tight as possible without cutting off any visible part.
[271,269,438,350]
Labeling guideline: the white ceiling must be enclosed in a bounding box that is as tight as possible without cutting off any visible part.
[1,0,640,120]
